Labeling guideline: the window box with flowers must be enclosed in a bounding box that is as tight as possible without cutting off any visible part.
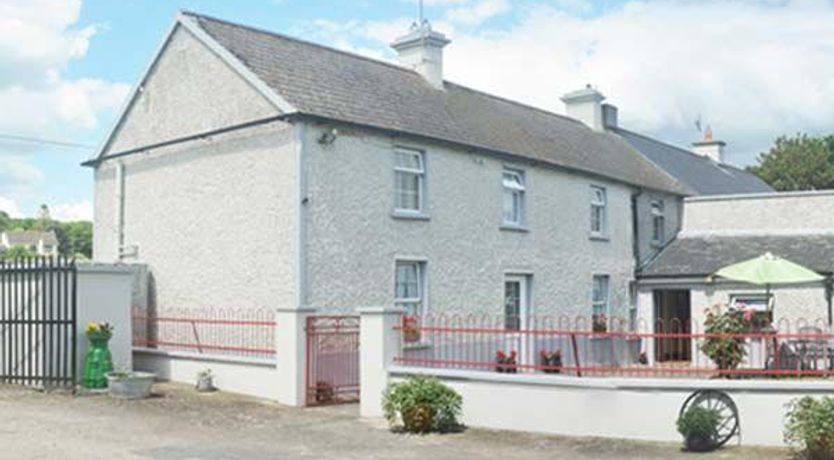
[495,350,518,373]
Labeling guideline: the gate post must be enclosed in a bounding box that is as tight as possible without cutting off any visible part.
[358,306,404,418]
[275,307,315,406]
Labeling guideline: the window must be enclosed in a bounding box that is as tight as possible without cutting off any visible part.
[729,294,772,312]
[591,275,609,331]
[395,261,425,317]
[502,168,525,226]
[590,186,607,237]
[393,148,425,213]
[504,276,529,331]
[651,200,665,246]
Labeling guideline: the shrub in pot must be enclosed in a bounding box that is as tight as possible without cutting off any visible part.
[676,406,722,452]
[784,396,834,460]
[495,350,518,373]
[539,350,562,374]
[383,376,462,433]
[700,305,750,376]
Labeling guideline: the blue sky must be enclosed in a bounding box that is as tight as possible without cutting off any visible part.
[3,0,834,219]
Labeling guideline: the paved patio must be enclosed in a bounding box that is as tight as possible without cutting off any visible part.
[0,382,790,459]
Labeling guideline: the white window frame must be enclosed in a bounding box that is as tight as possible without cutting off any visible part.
[590,186,607,238]
[393,147,426,214]
[395,260,427,317]
[591,274,610,323]
[502,168,526,227]
[729,293,773,312]
[651,199,665,246]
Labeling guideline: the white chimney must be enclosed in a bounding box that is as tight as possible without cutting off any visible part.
[692,126,726,163]
[561,85,607,131]
[391,21,450,89]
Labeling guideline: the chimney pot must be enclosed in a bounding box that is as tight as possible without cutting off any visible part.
[692,126,726,163]
[561,86,607,131]
[391,21,450,89]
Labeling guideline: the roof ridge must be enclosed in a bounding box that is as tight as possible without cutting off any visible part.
[181,10,424,78]
[443,82,584,126]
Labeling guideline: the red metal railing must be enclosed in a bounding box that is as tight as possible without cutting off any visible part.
[395,314,834,379]
[305,315,360,405]
[132,307,276,359]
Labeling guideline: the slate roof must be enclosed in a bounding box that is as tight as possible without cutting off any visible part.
[613,128,773,196]
[179,12,688,195]
[639,234,834,277]
[3,231,58,247]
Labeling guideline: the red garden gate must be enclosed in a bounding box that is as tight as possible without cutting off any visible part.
[305,315,360,405]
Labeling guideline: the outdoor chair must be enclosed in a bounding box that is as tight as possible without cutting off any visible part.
[795,326,828,371]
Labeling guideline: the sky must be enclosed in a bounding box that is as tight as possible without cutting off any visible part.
[2,0,834,220]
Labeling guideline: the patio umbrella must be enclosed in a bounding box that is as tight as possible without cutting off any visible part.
[712,252,825,311]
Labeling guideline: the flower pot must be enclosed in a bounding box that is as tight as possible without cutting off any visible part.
[83,335,113,389]
[107,372,156,400]
[684,434,716,452]
[403,329,421,344]
[196,374,215,393]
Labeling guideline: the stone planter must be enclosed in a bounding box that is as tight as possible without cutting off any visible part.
[107,372,156,400]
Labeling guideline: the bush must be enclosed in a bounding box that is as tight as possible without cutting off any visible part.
[701,305,750,372]
[382,376,462,433]
[677,406,722,450]
[785,396,834,460]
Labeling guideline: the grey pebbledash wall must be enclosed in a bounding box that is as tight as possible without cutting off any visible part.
[302,122,641,319]
[93,25,298,313]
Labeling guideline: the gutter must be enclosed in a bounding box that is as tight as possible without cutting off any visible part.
[81,115,288,167]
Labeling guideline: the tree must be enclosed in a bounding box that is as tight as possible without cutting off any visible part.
[748,134,834,191]
[0,245,37,260]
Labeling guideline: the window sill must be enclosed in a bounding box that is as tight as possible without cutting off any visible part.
[589,234,609,242]
[391,210,430,221]
[500,224,529,233]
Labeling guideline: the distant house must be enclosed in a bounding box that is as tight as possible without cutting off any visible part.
[0,231,59,256]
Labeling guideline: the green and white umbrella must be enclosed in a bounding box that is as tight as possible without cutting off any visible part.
[712,252,825,311]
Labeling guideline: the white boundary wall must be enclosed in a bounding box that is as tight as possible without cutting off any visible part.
[389,366,834,447]
[359,307,834,447]
[134,348,280,400]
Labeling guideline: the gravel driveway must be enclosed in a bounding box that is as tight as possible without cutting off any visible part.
[0,382,789,460]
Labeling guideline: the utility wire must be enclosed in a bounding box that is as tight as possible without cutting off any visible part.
[0,133,95,150]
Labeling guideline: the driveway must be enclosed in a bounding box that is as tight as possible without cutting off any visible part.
[0,382,789,459]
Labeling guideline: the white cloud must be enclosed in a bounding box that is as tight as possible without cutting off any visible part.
[310,0,834,166]
[50,201,92,221]
[0,0,128,209]
[0,196,23,218]
[444,0,511,26]
[439,0,834,165]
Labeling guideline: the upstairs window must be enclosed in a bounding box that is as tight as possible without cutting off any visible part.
[590,186,607,237]
[651,200,665,246]
[502,168,526,226]
[394,148,425,213]
[395,261,425,317]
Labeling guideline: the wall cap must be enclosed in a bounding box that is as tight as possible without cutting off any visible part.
[357,306,406,315]
[274,307,317,313]
[134,347,277,367]
[77,262,137,275]
[389,365,834,393]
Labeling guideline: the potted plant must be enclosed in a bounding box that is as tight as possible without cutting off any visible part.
[383,376,462,433]
[107,368,156,400]
[402,315,421,343]
[701,305,749,377]
[539,349,562,374]
[83,322,114,389]
[638,352,649,365]
[495,350,518,373]
[785,396,834,460]
[315,380,335,404]
[196,369,215,392]
[677,406,722,452]
[592,313,608,333]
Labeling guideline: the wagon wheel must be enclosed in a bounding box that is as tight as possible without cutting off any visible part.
[679,390,740,451]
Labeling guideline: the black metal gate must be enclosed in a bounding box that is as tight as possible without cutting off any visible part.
[0,257,77,388]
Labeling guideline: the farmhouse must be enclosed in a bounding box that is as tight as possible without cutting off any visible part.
[86,12,768,328]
